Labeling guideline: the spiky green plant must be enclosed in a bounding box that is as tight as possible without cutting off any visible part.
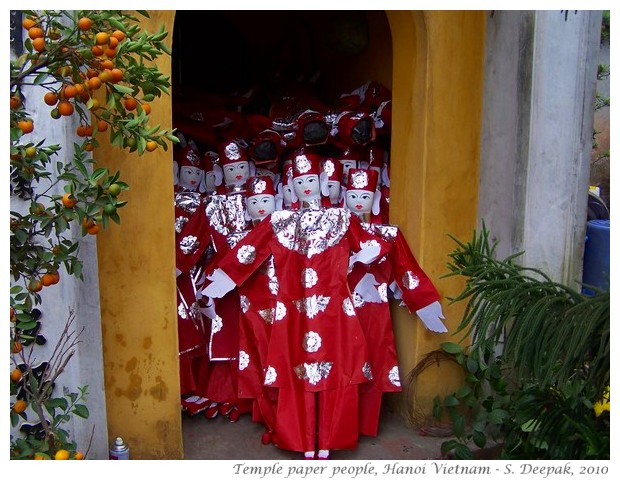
[433,225,609,459]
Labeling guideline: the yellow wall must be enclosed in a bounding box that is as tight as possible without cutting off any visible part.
[97,10,485,457]
[386,11,485,421]
[96,11,182,459]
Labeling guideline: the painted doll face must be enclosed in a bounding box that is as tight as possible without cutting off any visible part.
[246,194,276,221]
[179,166,204,191]
[293,174,321,202]
[327,180,342,204]
[340,159,358,183]
[223,161,250,186]
[204,171,217,192]
[282,183,293,207]
[255,167,276,181]
[346,189,374,214]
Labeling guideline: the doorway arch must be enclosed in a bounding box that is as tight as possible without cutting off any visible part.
[95,10,485,459]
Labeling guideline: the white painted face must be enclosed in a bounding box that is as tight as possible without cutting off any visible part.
[179,166,204,191]
[293,174,321,202]
[327,180,342,204]
[346,189,374,214]
[223,161,250,186]
[340,159,358,182]
[255,167,276,181]
[246,194,276,221]
[282,183,293,207]
[204,171,217,192]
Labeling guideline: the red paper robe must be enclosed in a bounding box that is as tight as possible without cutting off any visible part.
[204,208,391,452]
[349,223,442,436]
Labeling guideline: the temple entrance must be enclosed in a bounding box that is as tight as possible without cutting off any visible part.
[170,10,395,459]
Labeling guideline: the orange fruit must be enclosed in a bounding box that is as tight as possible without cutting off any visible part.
[87,224,101,235]
[91,45,104,57]
[58,101,74,116]
[41,272,60,286]
[28,278,43,292]
[124,97,137,111]
[108,36,119,49]
[104,48,117,58]
[89,98,100,110]
[10,368,22,382]
[56,65,71,77]
[10,306,16,321]
[32,37,45,52]
[17,119,34,134]
[76,126,86,137]
[22,18,36,30]
[48,29,61,40]
[34,454,47,460]
[110,68,124,83]
[142,103,151,115]
[100,59,114,70]
[88,77,102,91]
[63,84,78,99]
[25,146,37,157]
[13,399,27,414]
[75,83,85,95]
[111,30,126,42]
[146,140,158,152]
[28,27,44,40]
[12,340,23,354]
[86,68,99,79]
[61,192,77,208]
[95,32,109,45]
[54,449,70,460]
[82,217,95,229]
[85,142,95,152]
[78,17,93,31]
[97,120,108,132]
[98,69,112,83]
[74,451,84,460]
[10,95,21,109]
[44,92,58,106]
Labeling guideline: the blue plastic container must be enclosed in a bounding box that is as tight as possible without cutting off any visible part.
[582,219,610,295]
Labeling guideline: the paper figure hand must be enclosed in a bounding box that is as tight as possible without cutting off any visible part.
[415,301,448,333]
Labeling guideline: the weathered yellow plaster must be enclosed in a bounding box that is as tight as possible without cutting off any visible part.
[95,10,183,460]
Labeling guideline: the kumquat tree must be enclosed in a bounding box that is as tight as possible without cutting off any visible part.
[10,10,177,459]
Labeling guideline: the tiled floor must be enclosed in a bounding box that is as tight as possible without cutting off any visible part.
[182,403,450,461]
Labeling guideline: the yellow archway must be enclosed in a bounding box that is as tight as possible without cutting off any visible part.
[96,10,485,459]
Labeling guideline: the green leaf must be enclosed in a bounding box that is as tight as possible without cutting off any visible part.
[488,408,509,425]
[443,395,460,407]
[73,404,89,419]
[473,430,487,448]
[455,385,472,399]
[453,415,465,438]
[441,342,463,354]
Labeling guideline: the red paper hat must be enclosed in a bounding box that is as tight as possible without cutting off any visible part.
[218,140,249,166]
[336,111,376,146]
[322,158,343,182]
[292,149,322,178]
[203,151,218,172]
[176,145,203,169]
[367,145,387,169]
[346,168,379,192]
[250,129,285,165]
[246,176,276,197]
[295,110,329,146]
